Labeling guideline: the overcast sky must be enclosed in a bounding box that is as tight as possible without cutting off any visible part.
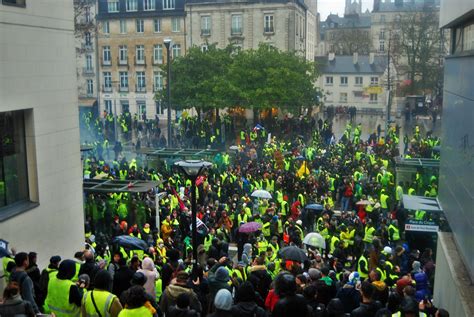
[319,0,374,20]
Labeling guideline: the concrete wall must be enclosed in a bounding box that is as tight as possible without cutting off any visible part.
[433,233,474,317]
[0,1,84,267]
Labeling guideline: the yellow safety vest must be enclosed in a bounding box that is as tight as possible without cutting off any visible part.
[45,277,80,317]
[82,289,117,317]
[357,255,369,279]
[118,306,152,317]
[388,224,400,241]
[363,226,376,243]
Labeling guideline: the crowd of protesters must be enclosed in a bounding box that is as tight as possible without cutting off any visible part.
[1,111,448,317]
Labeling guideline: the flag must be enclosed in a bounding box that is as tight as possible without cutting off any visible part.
[296,161,310,179]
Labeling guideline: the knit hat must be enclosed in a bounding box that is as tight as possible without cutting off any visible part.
[348,272,360,285]
[131,272,147,286]
[214,289,233,311]
[215,266,230,282]
[308,268,321,281]
[50,255,61,264]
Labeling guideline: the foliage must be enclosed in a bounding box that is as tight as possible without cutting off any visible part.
[330,29,372,55]
[156,44,321,114]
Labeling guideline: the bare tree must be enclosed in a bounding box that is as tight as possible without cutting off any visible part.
[74,0,97,55]
[392,10,443,95]
[330,29,372,55]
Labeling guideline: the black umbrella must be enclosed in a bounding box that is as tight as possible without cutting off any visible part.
[111,235,148,251]
[278,246,309,263]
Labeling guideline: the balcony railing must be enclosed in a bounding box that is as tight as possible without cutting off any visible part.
[119,86,129,92]
[264,26,274,34]
[82,43,93,51]
[153,58,163,65]
[135,58,146,66]
[136,85,146,93]
[102,59,111,66]
[231,27,242,35]
[201,29,211,36]
[117,57,128,66]
[153,84,163,92]
[82,67,94,75]
[102,85,112,93]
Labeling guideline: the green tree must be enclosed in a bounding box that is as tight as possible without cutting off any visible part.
[227,44,320,120]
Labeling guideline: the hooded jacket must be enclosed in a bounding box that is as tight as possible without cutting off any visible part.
[336,284,361,313]
[138,257,159,297]
[160,283,202,315]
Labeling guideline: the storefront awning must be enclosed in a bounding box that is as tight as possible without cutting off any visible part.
[403,194,443,212]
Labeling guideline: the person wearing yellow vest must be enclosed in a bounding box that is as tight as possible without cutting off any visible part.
[357,252,370,279]
[237,209,249,225]
[261,220,271,239]
[72,251,85,283]
[118,285,154,317]
[380,189,390,214]
[415,210,427,221]
[363,222,376,249]
[388,220,401,245]
[45,259,83,317]
[395,182,404,207]
[81,270,122,317]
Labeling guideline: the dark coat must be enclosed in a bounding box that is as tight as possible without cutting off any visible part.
[336,285,361,313]
[271,294,310,317]
[112,265,134,298]
[231,302,267,317]
[350,301,383,317]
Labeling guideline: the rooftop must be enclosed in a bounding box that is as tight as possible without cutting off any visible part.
[316,55,387,74]
[374,0,440,12]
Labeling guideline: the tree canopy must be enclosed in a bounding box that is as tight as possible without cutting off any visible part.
[156,44,321,114]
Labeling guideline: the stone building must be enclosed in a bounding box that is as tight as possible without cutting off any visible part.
[185,0,317,60]
[96,0,186,119]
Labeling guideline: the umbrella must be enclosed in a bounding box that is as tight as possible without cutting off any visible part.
[305,204,324,211]
[295,155,305,161]
[356,200,372,206]
[238,222,262,233]
[303,232,326,249]
[0,239,10,258]
[229,145,239,151]
[251,189,272,199]
[278,246,309,263]
[111,235,148,251]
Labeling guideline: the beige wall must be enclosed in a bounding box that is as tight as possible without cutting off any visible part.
[0,1,84,267]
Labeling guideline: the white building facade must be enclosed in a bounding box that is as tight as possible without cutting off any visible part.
[0,0,84,269]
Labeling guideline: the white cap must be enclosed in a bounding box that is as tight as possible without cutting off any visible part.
[383,246,392,254]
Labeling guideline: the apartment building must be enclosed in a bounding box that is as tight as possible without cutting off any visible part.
[185,0,317,60]
[96,0,186,119]
[0,0,84,268]
[316,53,389,110]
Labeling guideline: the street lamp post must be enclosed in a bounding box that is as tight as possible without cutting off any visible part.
[164,38,172,147]
[174,160,212,273]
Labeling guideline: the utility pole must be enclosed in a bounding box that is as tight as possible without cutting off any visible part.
[386,32,392,137]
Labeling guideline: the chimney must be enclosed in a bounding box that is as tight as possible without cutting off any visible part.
[369,52,375,65]
[328,52,335,61]
[353,52,358,64]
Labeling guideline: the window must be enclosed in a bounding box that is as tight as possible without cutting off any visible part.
[172,18,180,32]
[85,32,91,45]
[370,93,378,102]
[103,21,109,34]
[103,72,112,91]
[137,102,147,117]
[119,71,129,91]
[154,19,161,33]
[163,0,175,10]
[172,44,181,58]
[355,76,363,85]
[395,15,401,23]
[119,45,128,64]
[87,79,94,95]
[231,15,242,35]
[339,93,348,103]
[153,44,163,64]
[108,0,119,12]
[201,16,211,35]
[121,101,130,113]
[2,0,26,7]
[126,0,137,11]
[340,76,348,85]
[136,19,144,33]
[380,15,385,23]
[135,45,145,64]
[379,30,385,40]
[325,76,333,85]
[104,100,112,114]
[154,72,163,91]
[143,0,155,10]
[85,7,91,22]
[201,44,209,52]
[85,55,93,70]
[371,77,379,85]
[0,111,30,211]
[103,46,111,65]
[136,71,146,92]
[120,20,127,34]
[379,40,385,52]
[264,15,274,33]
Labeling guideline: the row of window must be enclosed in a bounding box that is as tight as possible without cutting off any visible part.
[102,44,181,65]
[325,76,379,86]
[199,14,274,36]
[107,0,175,12]
[101,17,181,34]
[103,100,166,117]
[101,71,164,92]
[332,92,378,103]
